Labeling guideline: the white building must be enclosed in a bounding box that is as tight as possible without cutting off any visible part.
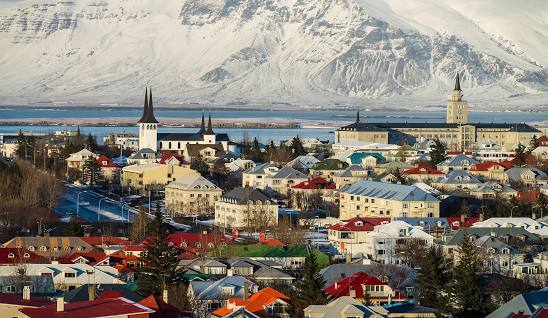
[472,217,548,239]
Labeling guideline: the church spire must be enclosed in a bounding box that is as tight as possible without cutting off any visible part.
[138,87,158,123]
[198,110,206,134]
[454,72,461,91]
[206,111,214,134]
[356,109,360,123]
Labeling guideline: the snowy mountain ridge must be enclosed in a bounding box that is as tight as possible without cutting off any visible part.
[0,0,546,108]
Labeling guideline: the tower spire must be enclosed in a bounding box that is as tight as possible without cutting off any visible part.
[138,86,158,123]
[206,111,214,134]
[198,110,206,134]
[356,109,360,124]
[454,72,461,91]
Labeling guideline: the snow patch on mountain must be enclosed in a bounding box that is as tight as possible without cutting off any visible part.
[0,0,546,108]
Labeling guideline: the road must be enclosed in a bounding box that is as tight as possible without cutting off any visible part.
[55,184,136,222]
[55,184,191,231]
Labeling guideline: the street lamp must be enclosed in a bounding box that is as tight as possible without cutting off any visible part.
[98,197,107,222]
[510,206,518,218]
[76,190,91,217]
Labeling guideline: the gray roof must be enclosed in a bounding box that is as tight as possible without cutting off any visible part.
[475,182,516,193]
[434,170,482,184]
[445,228,541,246]
[64,284,143,303]
[252,266,294,281]
[486,290,548,318]
[474,236,515,253]
[271,166,307,179]
[338,165,367,177]
[128,148,156,159]
[339,122,540,133]
[304,296,377,318]
[222,187,272,204]
[506,167,548,181]
[342,180,439,202]
[437,154,479,167]
[244,162,273,175]
[190,276,256,301]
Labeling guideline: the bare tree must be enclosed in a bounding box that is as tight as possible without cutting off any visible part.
[394,238,428,268]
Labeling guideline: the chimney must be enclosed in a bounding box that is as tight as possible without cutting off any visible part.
[490,229,496,237]
[532,212,537,220]
[243,281,249,301]
[88,284,96,302]
[22,285,31,300]
[56,297,64,312]
[227,269,233,277]
[479,212,484,221]
[461,214,466,223]
[162,289,169,304]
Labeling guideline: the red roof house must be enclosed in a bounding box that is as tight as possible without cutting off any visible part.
[0,248,48,264]
[166,233,231,257]
[138,295,192,318]
[291,177,336,190]
[158,152,185,165]
[80,237,133,248]
[446,216,481,231]
[323,271,406,305]
[56,252,111,266]
[212,287,291,317]
[19,297,154,318]
[96,155,119,168]
[0,293,53,309]
[330,217,390,232]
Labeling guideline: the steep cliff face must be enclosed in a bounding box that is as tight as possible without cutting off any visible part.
[0,0,545,107]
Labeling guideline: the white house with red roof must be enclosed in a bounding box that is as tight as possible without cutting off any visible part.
[323,271,405,305]
[328,217,390,257]
[469,161,508,182]
[403,165,445,182]
[96,154,120,181]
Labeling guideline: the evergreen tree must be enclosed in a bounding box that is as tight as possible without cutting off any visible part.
[450,233,489,317]
[65,221,84,236]
[86,133,97,151]
[513,143,528,167]
[363,291,373,306]
[294,252,328,309]
[430,138,448,165]
[291,136,307,158]
[249,137,263,162]
[530,135,540,150]
[416,246,448,311]
[82,158,101,186]
[138,203,183,296]
[190,155,209,177]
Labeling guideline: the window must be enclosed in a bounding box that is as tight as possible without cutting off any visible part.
[64,272,76,278]
[39,246,47,252]
[5,285,15,293]
[7,253,14,258]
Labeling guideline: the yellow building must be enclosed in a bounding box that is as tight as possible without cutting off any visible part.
[335,75,541,151]
[165,174,223,216]
[339,180,440,220]
[215,187,278,229]
[121,163,198,195]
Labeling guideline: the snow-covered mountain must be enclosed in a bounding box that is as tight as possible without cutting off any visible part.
[0,0,546,108]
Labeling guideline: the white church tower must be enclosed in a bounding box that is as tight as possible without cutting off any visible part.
[138,87,158,151]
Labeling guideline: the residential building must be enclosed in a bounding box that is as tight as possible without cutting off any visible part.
[339,181,440,220]
[309,159,349,178]
[127,148,157,166]
[286,155,320,172]
[0,135,19,158]
[0,248,48,265]
[364,221,435,264]
[0,264,124,291]
[469,161,508,182]
[2,237,96,258]
[486,290,548,318]
[323,271,405,305]
[303,296,380,318]
[506,167,548,188]
[345,152,385,168]
[212,287,291,318]
[103,132,140,151]
[290,177,336,211]
[225,158,256,173]
[470,182,518,199]
[332,165,369,189]
[265,166,307,195]
[472,217,548,238]
[165,175,222,215]
[184,144,226,162]
[328,217,390,257]
[431,170,483,191]
[0,292,53,318]
[65,148,97,170]
[96,154,121,182]
[20,297,154,318]
[403,165,445,183]
[121,162,198,195]
[188,276,258,312]
[436,154,480,173]
[242,163,279,189]
[215,187,278,229]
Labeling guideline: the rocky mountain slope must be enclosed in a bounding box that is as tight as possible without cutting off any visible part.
[0,0,546,108]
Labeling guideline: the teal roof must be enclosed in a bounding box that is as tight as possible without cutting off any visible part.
[348,152,385,165]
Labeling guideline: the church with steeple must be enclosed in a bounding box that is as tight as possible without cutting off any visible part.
[137,88,231,154]
[335,73,540,151]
